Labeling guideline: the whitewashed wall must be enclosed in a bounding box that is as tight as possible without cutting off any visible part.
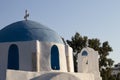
[78,47,102,80]
[6,70,95,80]
[0,41,37,80]
[65,45,74,72]
[38,41,67,72]
[0,40,70,80]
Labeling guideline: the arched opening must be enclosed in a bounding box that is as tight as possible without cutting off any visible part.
[82,50,88,64]
[51,45,60,70]
[7,44,19,70]
[82,50,88,56]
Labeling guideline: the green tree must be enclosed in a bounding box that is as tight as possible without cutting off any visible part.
[67,32,87,72]
[67,32,114,80]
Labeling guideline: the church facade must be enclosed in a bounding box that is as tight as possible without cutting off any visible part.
[0,20,102,80]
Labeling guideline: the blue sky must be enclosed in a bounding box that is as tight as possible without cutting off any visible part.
[0,0,120,64]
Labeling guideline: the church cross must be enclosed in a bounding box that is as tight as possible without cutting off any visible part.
[24,10,29,21]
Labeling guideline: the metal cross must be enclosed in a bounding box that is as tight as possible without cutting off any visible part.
[24,10,29,21]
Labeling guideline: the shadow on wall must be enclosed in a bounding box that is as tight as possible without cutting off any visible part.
[30,72,80,80]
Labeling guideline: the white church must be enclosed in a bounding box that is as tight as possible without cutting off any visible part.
[0,19,102,80]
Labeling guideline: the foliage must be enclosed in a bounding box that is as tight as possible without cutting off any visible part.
[67,32,87,72]
[66,32,115,80]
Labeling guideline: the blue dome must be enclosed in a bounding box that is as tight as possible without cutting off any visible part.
[0,20,63,44]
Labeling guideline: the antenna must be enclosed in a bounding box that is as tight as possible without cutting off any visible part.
[24,10,29,21]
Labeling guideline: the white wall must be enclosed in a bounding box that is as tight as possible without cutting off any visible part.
[78,48,89,73]
[6,70,95,80]
[0,42,9,80]
[78,47,102,80]
[0,40,69,80]
[0,41,37,80]
[38,41,67,72]
[65,45,74,72]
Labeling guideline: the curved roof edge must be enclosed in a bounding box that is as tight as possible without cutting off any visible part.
[0,20,63,44]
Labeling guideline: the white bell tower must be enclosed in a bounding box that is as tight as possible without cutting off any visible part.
[78,47,102,80]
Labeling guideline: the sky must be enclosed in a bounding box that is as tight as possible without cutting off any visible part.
[0,0,120,64]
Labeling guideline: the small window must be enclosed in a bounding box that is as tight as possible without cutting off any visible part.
[7,44,19,70]
[51,45,60,70]
[82,50,88,56]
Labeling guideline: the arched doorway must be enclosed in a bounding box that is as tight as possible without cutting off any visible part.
[7,44,19,70]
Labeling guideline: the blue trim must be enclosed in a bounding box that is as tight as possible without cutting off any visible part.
[7,44,19,70]
[51,45,60,70]
[82,50,88,56]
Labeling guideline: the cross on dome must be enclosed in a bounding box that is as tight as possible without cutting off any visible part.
[24,10,29,21]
